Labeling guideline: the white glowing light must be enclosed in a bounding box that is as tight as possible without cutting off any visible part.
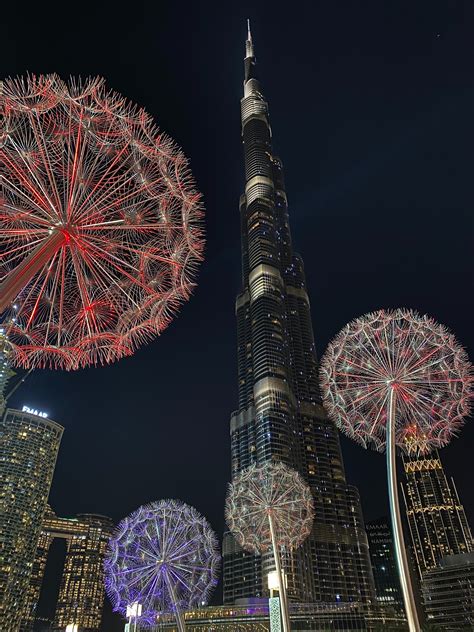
[126,602,142,618]
[22,405,48,418]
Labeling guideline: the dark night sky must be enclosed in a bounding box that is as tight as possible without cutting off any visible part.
[2,1,474,629]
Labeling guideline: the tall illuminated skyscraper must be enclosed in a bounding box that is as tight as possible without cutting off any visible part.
[22,507,114,632]
[0,407,63,631]
[223,25,375,605]
[402,450,473,578]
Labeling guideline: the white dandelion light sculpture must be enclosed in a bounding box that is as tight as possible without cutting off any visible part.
[225,461,314,632]
[104,500,220,631]
[320,308,473,632]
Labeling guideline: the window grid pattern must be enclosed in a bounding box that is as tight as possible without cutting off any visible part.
[0,409,63,631]
[21,507,114,632]
[402,451,473,578]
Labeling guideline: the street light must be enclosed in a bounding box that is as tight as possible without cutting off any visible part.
[126,602,142,632]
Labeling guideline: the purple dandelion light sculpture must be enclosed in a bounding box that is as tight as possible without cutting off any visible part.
[225,461,314,632]
[104,500,220,631]
[320,308,473,632]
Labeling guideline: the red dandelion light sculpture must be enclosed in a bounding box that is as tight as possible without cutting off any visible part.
[320,308,473,632]
[0,74,204,370]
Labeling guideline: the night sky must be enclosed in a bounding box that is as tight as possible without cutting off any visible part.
[2,1,473,629]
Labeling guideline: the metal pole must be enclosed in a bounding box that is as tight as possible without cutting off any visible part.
[0,229,65,313]
[3,367,34,406]
[386,386,421,632]
[268,512,291,632]
[165,571,186,632]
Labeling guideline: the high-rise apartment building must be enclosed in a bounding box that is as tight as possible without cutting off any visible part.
[223,25,375,605]
[22,507,114,632]
[0,407,63,631]
[366,518,403,612]
[0,330,14,415]
[421,552,474,630]
[402,450,473,578]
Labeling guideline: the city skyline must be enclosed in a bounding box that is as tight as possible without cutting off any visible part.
[1,1,473,629]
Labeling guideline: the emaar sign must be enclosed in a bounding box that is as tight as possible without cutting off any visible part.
[22,405,48,418]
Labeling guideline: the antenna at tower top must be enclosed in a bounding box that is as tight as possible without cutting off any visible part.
[244,19,255,62]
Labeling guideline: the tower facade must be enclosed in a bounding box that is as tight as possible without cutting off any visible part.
[22,507,114,632]
[421,552,474,629]
[366,518,404,612]
[402,450,473,578]
[0,407,63,631]
[223,26,375,605]
[0,330,14,415]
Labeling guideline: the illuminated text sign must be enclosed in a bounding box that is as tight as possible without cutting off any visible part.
[22,405,48,418]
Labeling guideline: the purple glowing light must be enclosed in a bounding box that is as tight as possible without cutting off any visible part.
[104,499,220,627]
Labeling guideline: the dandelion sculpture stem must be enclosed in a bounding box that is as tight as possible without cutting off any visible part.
[386,385,419,632]
[165,573,186,632]
[268,510,290,632]
[0,230,66,312]
[320,309,473,632]
[225,462,314,632]
[0,74,204,369]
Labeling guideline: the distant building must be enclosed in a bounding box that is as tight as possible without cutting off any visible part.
[21,507,114,632]
[422,552,474,630]
[402,450,473,578]
[0,407,63,631]
[224,23,375,606]
[366,518,404,613]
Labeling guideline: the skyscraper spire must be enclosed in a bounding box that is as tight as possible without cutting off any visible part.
[245,19,255,79]
[222,25,376,606]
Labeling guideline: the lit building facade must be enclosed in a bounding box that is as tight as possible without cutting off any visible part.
[0,407,63,631]
[21,506,114,632]
[223,25,375,606]
[402,450,473,578]
[365,518,403,613]
[421,552,474,630]
[0,330,14,415]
